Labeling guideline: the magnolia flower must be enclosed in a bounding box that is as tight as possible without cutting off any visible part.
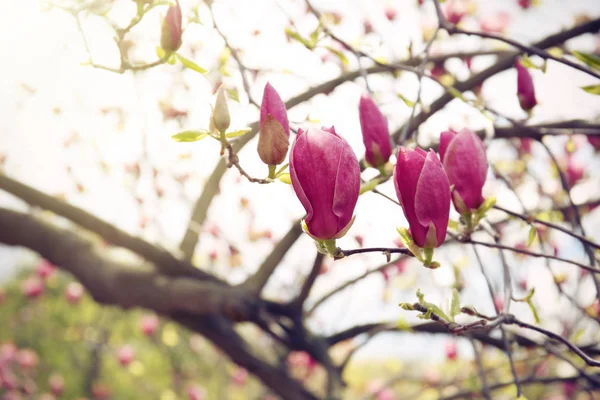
[160,0,183,53]
[439,129,488,213]
[393,148,450,248]
[359,94,392,168]
[290,126,360,240]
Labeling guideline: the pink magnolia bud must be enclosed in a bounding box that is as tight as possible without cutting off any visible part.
[430,62,447,78]
[518,138,533,156]
[518,0,532,9]
[92,383,111,399]
[384,7,397,21]
[49,374,64,396]
[37,260,55,280]
[393,148,450,248]
[231,367,248,386]
[393,237,403,248]
[0,366,18,390]
[160,0,182,53]
[21,276,44,299]
[139,314,160,336]
[287,351,311,369]
[116,345,135,367]
[290,127,360,240]
[444,0,467,25]
[0,344,17,363]
[445,341,458,360]
[258,83,290,166]
[395,259,407,274]
[186,385,206,400]
[376,388,396,400]
[381,267,392,283]
[494,296,504,313]
[64,282,84,305]
[439,129,488,212]
[566,159,584,186]
[359,94,392,168]
[479,12,510,34]
[354,235,364,247]
[515,60,537,111]
[16,349,39,370]
[518,278,528,291]
[588,136,600,151]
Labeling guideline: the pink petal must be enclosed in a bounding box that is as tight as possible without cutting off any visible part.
[443,129,487,209]
[260,83,290,136]
[439,129,457,162]
[332,143,361,232]
[415,150,450,247]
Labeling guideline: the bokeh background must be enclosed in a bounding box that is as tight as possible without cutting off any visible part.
[1,0,600,399]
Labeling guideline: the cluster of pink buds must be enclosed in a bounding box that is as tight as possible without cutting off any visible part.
[275,80,491,265]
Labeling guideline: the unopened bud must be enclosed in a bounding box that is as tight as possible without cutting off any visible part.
[160,0,183,53]
[212,86,230,133]
[258,115,289,166]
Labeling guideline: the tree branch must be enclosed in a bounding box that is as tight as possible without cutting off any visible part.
[0,208,261,320]
[291,252,325,311]
[0,173,215,283]
[438,373,599,400]
[392,18,600,142]
[494,204,600,250]
[466,238,600,274]
[242,220,303,295]
[176,315,319,400]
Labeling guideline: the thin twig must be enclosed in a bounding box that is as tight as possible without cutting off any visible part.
[494,205,600,251]
[470,338,492,400]
[467,238,600,274]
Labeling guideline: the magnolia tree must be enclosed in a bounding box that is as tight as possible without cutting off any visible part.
[1,0,600,399]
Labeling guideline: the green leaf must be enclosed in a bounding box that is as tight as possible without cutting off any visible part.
[572,51,600,71]
[324,46,349,66]
[547,47,564,58]
[226,88,239,102]
[445,85,467,102]
[171,130,209,142]
[225,128,251,138]
[396,227,423,262]
[284,27,314,49]
[448,219,459,231]
[175,53,207,74]
[527,298,540,324]
[397,92,415,108]
[450,289,461,320]
[581,84,600,95]
[167,53,176,65]
[519,55,540,70]
[477,196,496,216]
[572,328,586,344]
[527,225,537,247]
[277,173,292,184]
[156,46,167,59]
[275,163,289,177]
[416,289,451,321]
[309,27,321,46]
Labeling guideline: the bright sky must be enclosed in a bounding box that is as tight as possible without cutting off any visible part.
[1,0,600,361]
